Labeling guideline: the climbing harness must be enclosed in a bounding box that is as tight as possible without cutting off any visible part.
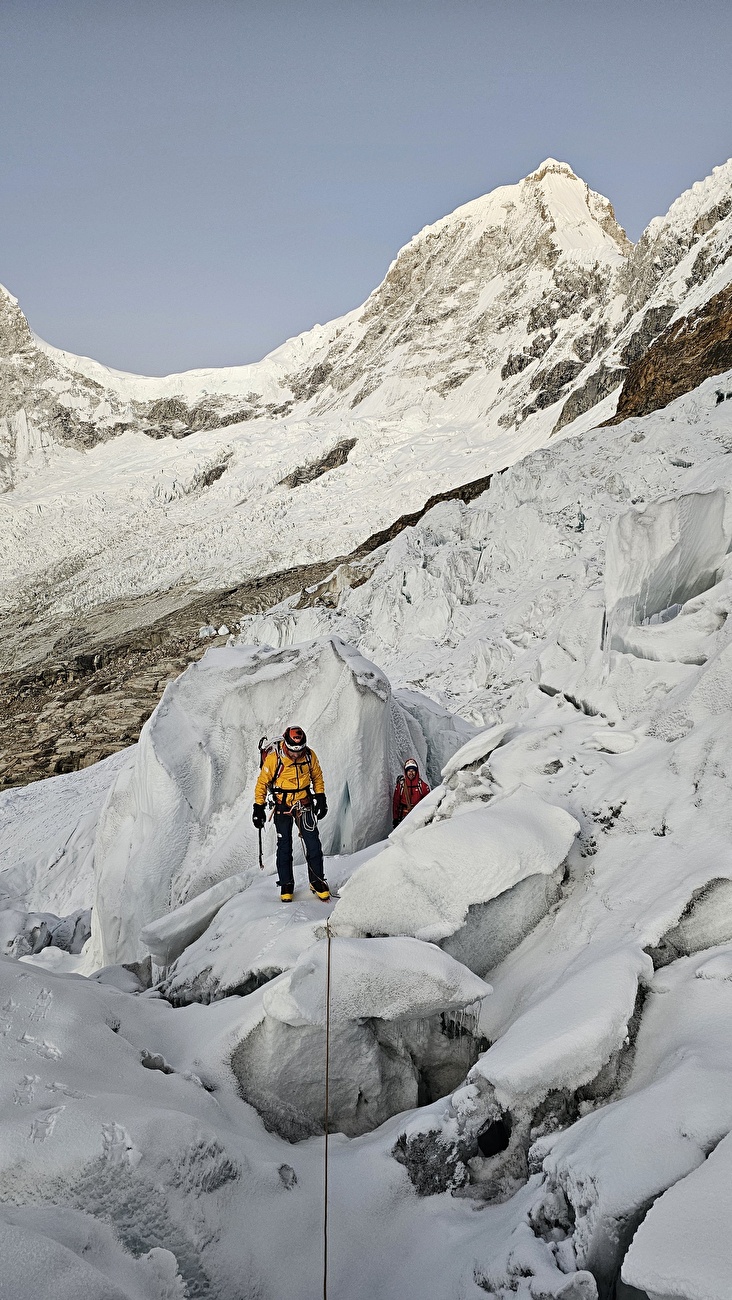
[323,918,333,1300]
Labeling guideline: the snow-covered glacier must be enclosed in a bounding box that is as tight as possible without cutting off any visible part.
[6,371,732,1293]
[4,154,732,665]
[4,159,732,1299]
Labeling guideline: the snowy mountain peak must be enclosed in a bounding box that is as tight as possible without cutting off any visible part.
[528,157,577,179]
[4,155,732,650]
[402,158,628,263]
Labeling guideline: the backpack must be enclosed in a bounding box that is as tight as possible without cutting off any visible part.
[258,735,285,783]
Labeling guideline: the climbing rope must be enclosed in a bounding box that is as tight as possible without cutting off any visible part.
[323,918,333,1300]
[266,797,333,1297]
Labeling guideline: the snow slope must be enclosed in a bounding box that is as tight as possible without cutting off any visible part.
[5,163,732,1299]
[4,158,732,655]
[3,354,732,1289]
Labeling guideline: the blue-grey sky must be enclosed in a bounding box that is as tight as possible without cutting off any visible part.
[1,0,731,376]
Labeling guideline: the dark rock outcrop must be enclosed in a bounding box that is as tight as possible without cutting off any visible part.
[279,437,357,489]
[551,363,626,434]
[619,304,676,366]
[607,282,732,425]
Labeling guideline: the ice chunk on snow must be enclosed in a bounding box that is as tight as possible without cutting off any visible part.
[233,936,490,1139]
[140,872,250,967]
[622,1127,732,1300]
[89,637,454,967]
[589,729,636,754]
[440,722,513,781]
[532,951,732,1289]
[471,945,649,1107]
[263,935,491,1027]
[159,884,322,1005]
[0,907,90,960]
[152,844,385,1005]
[331,787,579,943]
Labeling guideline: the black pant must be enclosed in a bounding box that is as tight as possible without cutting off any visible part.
[274,806,326,892]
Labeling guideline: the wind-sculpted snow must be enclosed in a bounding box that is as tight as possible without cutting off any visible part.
[263,935,490,1027]
[331,786,578,943]
[87,636,462,968]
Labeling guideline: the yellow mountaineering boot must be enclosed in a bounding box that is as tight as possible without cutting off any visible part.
[280,890,294,902]
[309,884,330,901]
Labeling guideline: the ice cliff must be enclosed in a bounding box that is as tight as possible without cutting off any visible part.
[87,636,473,968]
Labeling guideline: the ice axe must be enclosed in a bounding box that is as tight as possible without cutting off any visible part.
[258,825,265,871]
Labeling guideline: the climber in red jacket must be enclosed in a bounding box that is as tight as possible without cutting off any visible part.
[392,758,430,827]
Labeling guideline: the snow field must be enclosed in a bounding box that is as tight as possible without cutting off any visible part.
[5,375,732,1292]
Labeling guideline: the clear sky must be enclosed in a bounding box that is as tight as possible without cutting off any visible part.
[1,0,731,376]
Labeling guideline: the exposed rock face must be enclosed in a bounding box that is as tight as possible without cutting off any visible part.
[619,303,676,366]
[552,363,626,433]
[608,282,732,424]
[279,437,357,488]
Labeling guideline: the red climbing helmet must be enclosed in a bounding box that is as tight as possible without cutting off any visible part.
[283,725,307,754]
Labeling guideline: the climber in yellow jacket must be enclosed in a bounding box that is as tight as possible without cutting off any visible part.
[253,725,330,902]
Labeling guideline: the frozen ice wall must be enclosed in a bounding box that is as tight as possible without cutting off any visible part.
[88,637,469,968]
[605,488,729,653]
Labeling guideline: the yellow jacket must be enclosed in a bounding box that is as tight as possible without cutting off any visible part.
[254,744,325,810]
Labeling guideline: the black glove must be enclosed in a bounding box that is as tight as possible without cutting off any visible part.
[252,803,266,829]
[314,793,328,820]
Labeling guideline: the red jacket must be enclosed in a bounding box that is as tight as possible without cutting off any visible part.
[393,772,430,825]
